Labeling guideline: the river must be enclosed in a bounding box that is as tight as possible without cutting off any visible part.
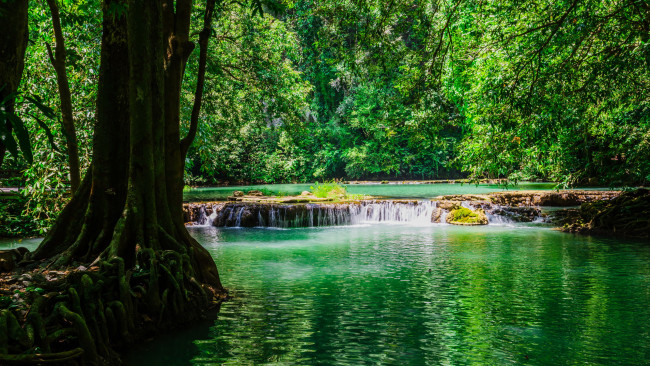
[183,182,608,201]
[127,223,648,365]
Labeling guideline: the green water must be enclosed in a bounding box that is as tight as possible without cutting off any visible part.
[0,237,42,250]
[125,223,649,365]
[183,182,604,201]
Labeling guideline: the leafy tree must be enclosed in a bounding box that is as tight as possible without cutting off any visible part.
[452,0,650,185]
[30,0,222,286]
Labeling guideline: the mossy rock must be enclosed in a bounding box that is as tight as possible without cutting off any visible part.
[446,207,488,225]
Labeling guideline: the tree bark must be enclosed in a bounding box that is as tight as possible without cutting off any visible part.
[162,0,195,227]
[45,0,82,193]
[0,0,29,167]
[33,0,130,263]
[32,0,223,290]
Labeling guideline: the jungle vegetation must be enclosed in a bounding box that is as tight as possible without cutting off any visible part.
[0,0,647,363]
[0,1,646,233]
[2,0,648,192]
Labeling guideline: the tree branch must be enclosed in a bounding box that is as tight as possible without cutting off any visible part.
[180,0,216,159]
[45,0,81,193]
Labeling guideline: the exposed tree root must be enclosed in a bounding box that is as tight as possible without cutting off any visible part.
[557,188,650,238]
[0,249,227,365]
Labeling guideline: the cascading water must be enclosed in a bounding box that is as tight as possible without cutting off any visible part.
[485,210,515,224]
[190,200,544,228]
[459,200,516,224]
[348,201,436,225]
[196,204,217,226]
[211,200,438,228]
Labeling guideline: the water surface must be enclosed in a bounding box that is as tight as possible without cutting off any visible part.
[183,182,607,202]
[128,223,650,365]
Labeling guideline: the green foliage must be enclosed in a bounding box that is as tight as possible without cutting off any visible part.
[447,207,483,224]
[310,182,346,198]
[449,0,650,186]
[243,188,288,197]
[0,195,39,238]
[0,92,59,166]
[0,1,100,234]
[2,0,648,241]
[185,0,466,183]
[21,151,71,234]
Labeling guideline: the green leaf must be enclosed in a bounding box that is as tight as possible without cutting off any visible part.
[31,114,59,152]
[6,112,33,164]
[0,113,19,160]
[23,95,57,119]
[0,90,18,108]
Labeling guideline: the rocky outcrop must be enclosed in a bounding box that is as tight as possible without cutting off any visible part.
[183,190,621,228]
[431,207,444,223]
[437,191,618,207]
[488,206,543,222]
[485,190,619,207]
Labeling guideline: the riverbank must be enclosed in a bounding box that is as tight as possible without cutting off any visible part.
[0,251,227,365]
[556,188,649,239]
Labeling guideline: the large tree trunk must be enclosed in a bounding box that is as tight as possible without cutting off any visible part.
[32,0,223,290]
[0,0,29,167]
[4,2,220,364]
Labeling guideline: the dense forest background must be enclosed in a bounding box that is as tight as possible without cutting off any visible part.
[2,0,649,232]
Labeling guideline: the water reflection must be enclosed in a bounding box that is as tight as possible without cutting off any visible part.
[133,225,650,365]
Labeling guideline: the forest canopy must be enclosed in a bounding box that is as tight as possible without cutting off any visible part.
[3,0,649,194]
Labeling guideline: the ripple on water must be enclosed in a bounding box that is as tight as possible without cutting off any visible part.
[125,223,650,365]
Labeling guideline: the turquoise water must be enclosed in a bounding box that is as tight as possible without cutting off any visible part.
[126,223,650,365]
[183,182,605,201]
[0,237,41,250]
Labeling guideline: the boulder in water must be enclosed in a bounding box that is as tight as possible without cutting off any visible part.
[446,207,488,225]
[238,207,257,227]
[233,191,245,197]
[301,191,311,196]
[489,206,543,222]
[247,190,264,196]
[431,207,443,223]
[436,200,461,211]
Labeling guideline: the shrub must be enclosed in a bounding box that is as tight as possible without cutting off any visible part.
[310,182,347,198]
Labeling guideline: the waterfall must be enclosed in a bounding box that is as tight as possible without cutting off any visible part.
[212,200,438,228]
[195,199,544,228]
[485,211,515,224]
[348,201,436,225]
[196,204,219,226]
[440,210,448,223]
